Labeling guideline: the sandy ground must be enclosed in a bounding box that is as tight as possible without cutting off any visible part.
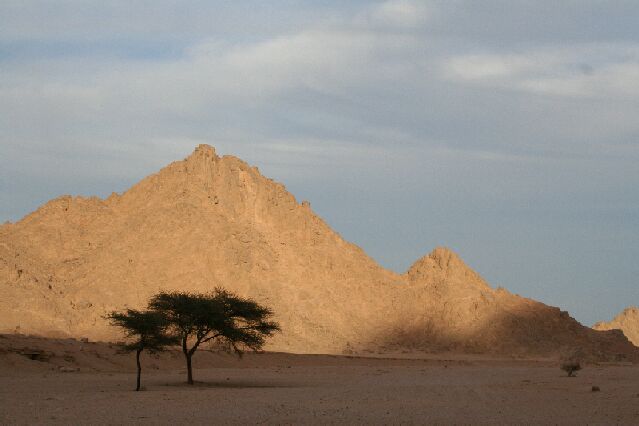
[1,335,639,425]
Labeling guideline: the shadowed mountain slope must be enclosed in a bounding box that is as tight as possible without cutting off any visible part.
[1,145,636,360]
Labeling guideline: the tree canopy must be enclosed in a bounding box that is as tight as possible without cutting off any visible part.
[149,289,280,384]
[106,309,177,390]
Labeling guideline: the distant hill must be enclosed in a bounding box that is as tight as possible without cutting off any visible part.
[1,144,636,360]
[593,307,639,347]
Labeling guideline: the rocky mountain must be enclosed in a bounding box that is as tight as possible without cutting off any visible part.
[593,307,639,347]
[1,145,637,360]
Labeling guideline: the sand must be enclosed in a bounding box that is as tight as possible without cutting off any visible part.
[1,335,638,425]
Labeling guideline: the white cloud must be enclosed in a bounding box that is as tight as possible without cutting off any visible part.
[520,62,639,98]
[446,54,539,80]
[365,0,431,29]
[444,45,639,100]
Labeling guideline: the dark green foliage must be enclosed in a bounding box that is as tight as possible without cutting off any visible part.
[107,309,177,353]
[106,309,178,390]
[149,288,280,384]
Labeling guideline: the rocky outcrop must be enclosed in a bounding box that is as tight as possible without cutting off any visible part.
[594,307,639,347]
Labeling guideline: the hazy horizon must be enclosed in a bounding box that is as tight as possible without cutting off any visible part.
[1,1,638,326]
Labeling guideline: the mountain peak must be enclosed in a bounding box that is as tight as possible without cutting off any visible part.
[405,246,463,276]
[623,306,639,316]
[190,144,217,158]
[428,246,462,267]
[405,246,491,291]
[181,144,219,175]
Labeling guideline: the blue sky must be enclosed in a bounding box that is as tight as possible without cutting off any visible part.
[1,1,638,325]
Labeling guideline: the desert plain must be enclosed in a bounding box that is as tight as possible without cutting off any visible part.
[1,334,639,425]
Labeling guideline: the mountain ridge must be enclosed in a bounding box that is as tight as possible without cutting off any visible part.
[1,144,637,360]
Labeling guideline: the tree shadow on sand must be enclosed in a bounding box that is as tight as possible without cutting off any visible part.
[161,379,302,389]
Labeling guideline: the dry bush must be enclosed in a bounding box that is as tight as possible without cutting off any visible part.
[560,347,584,377]
[560,360,582,377]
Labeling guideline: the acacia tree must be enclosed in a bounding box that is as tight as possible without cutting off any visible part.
[106,309,178,391]
[148,289,280,384]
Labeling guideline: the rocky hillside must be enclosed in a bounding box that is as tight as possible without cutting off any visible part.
[593,307,639,347]
[1,145,637,360]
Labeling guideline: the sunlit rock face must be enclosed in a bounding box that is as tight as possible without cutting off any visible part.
[594,307,639,347]
[1,145,637,360]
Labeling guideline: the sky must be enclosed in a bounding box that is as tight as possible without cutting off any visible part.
[1,1,638,326]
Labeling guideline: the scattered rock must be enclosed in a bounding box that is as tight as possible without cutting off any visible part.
[19,350,49,361]
[58,366,79,373]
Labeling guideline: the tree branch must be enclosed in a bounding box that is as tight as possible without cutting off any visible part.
[200,333,223,343]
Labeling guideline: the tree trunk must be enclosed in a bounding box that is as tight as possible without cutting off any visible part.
[136,348,142,391]
[186,353,194,385]
[182,336,195,385]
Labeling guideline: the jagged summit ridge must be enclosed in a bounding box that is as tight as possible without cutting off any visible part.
[1,145,637,360]
[193,143,216,157]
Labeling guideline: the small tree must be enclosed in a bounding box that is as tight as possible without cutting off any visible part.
[560,348,584,377]
[106,309,178,391]
[149,289,280,384]
[560,359,582,377]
